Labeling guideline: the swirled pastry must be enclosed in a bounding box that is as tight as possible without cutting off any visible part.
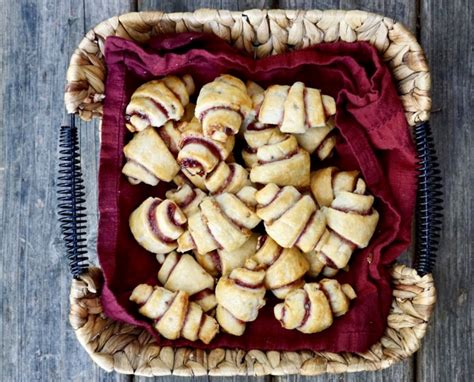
[122,127,180,186]
[178,117,235,176]
[205,161,250,195]
[258,82,335,134]
[247,236,309,298]
[173,170,207,191]
[274,280,356,334]
[157,252,216,311]
[195,74,253,142]
[177,187,261,254]
[129,197,187,254]
[246,80,265,116]
[215,266,266,336]
[165,184,206,217]
[243,124,310,188]
[295,116,337,160]
[130,284,218,344]
[195,234,258,277]
[125,75,195,132]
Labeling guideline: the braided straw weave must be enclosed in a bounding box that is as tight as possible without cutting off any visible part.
[65,9,431,126]
[66,9,435,376]
[70,265,435,376]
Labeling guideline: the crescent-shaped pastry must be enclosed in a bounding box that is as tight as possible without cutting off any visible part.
[130,284,218,344]
[157,252,216,311]
[247,236,309,298]
[129,197,187,255]
[258,82,336,134]
[178,117,235,176]
[243,124,310,188]
[122,127,180,186]
[205,161,250,195]
[215,265,266,336]
[165,184,206,217]
[295,116,337,160]
[125,75,195,132]
[195,74,253,142]
[177,187,261,254]
[195,234,258,277]
[274,280,356,334]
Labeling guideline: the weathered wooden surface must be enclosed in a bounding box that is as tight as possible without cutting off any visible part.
[0,1,471,382]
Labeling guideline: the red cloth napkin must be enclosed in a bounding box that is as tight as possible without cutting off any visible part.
[98,33,418,352]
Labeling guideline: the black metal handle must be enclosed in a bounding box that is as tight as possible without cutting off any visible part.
[57,114,89,278]
[414,121,443,276]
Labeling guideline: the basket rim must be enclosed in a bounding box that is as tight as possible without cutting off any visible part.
[64,7,436,377]
[64,8,431,126]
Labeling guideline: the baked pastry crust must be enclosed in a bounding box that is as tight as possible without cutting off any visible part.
[165,184,206,217]
[204,161,250,194]
[274,280,356,334]
[179,188,260,254]
[126,75,195,132]
[248,236,309,299]
[157,251,216,311]
[178,117,235,176]
[122,127,180,186]
[195,234,258,277]
[243,125,310,188]
[130,284,218,344]
[258,82,336,134]
[129,197,187,254]
[195,74,253,142]
[215,266,266,336]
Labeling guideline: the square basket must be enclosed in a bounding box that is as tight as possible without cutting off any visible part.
[61,8,439,377]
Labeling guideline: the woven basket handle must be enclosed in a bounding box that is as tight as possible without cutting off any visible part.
[57,116,442,278]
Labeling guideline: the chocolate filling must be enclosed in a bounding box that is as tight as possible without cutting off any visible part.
[147,200,176,244]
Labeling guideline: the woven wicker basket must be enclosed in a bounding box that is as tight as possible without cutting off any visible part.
[64,9,436,377]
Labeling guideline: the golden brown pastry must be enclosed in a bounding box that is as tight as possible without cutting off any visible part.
[247,236,309,299]
[130,284,218,344]
[165,184,206,217]
[157,252,216,311]
[195,234,258,277]
[308,167,380,276]
[295,116,337,160]
[177,117,235,176]
[195,74,253,142]
[177,187,261,254]
[129,197,187,254]
[215,265,266,336]
[274,280,356,334]
[258,82,336,134]
[246,80,265,116]
[173,170,207,191]
[125,75,195,132]
[122,127,180,186]
[242,124,310,188]
[205,161,250,194]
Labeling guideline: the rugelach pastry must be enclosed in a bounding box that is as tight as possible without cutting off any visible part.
[215,265,266,336]
[195,74,253,142]
[157,252,216,311]
[122,127,180,186]
[130,284,219,344]
[129,197,186,255]
[165,184,206,217]
[125,75,195,132]
[247,236,309,298]
[274,279,356,334]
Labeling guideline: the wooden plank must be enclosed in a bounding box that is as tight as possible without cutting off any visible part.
[139,0,274,13]
[0,1,133,381]
[417,0,473,381]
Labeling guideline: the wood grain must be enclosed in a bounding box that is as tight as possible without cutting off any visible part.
[138,0,275,12]
[416,0,473,381]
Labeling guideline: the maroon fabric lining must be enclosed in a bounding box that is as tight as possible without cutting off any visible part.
[98,33,418,352]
